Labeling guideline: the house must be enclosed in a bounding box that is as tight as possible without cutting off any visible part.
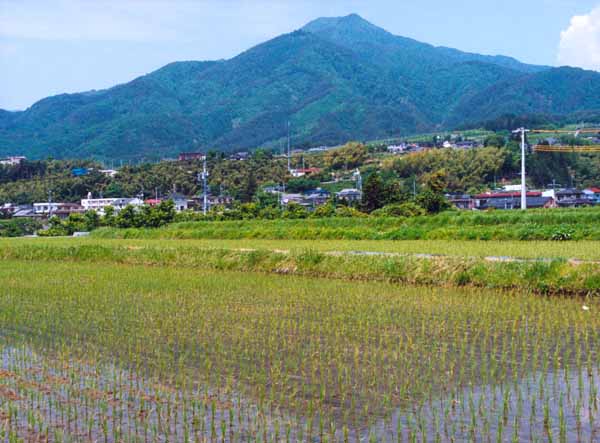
[2,204,37,218]
[53,203,85,219]
[0,203,22,217]
[33,202,84,218]
[12,206,37,218]
[555,189,594,207]
[100,169,118,178]
[0,156,26,166]
[229,152,250,161]
[166,193,188,212]
[555,188,583,201]
[554,188,592,207]
[189,195,234,210]
[263,185,285,194]
[307,146,330,153]
[336,188,362,203]
[583,187,600,204]
[455,141,479,149]
[178,152,205,162]
[387,144,406,154]
[71,168,89,177]
[290,168,322,178]
[81,197,143,214]
[304,188,331,207]
[502,184,523,192]
[448,195,475,210]
[281,193,308,207]
[207,195,234,207]
[474,192,554,210]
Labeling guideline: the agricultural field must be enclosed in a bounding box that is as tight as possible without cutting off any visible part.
[93,207,600,241]
[6,236,600,261]
[2,237,600,294]
[1,258,599,442]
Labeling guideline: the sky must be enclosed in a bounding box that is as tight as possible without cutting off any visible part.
[1,0,599,111]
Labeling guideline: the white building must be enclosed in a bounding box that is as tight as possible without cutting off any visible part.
[167,193,188,212]
[33,202,61,215]
[503,184,523,192]
[0,156,26,166]
[99,169,118,177]
[32,202,84,218]
[81,197,143,214]
[336,188,362,202]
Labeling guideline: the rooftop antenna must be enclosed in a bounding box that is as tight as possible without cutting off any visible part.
[512,127,530,210]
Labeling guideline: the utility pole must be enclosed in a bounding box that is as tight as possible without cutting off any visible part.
[413,176,417,199]
[47,189,53,218]
[201,156,209,215]
[512,127,530,210]
[354,169,362,192]
[287,120,291,172]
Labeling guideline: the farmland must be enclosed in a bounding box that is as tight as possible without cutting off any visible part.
[93,208,600,241]
[1,258,599,442]
[6,236,600,261]
[1,218,600,441]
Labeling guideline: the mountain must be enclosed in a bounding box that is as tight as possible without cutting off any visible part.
[1,14,599,161]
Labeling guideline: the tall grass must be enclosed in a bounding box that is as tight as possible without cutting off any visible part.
[1,238,599,294]
[93,207,600,241]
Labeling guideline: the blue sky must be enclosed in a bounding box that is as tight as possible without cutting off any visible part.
[1,0,599,110]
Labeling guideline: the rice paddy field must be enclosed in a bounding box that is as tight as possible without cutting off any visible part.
[1,236,600,441]
[1,259,599,442]
[4,237,600,261]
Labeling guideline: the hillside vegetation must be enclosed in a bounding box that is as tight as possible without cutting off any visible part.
[1,14,600,160]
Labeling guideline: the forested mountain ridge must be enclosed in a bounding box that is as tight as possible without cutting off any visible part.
[1,14,599,161]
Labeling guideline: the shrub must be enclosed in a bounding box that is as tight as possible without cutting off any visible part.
[551,226,574,241]
[372,202,426,218]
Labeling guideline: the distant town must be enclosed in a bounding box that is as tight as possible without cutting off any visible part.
[2,127,600,228]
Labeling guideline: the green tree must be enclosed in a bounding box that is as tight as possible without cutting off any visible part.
[484,134,506,148]
[115,205,139,228]
[83,210,100,231]
[361,173,386,213]
[324,142,368,170]
[286,178,320,193]
[239,170,258,203]
[416,189,450,214]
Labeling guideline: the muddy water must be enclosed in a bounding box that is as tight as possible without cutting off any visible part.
[2,341,600,442]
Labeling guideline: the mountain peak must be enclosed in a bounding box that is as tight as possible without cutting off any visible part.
[302,14,386,37]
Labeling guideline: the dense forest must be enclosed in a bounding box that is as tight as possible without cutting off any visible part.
[1,15,599,161]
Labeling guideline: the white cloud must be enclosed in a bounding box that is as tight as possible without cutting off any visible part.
[558,6,600,71]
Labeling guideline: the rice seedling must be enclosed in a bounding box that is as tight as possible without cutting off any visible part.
[0,256,598,441]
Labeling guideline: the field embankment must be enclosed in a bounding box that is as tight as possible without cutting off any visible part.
[92,208,600,241]
[2,238,599,294]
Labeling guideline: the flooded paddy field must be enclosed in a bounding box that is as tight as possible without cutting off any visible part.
[0,259,598,442]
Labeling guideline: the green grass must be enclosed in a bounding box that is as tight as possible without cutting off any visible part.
[7,237,600,260]
[1,237,600,294]
[0,259,598,441]
[92,207,600,241]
